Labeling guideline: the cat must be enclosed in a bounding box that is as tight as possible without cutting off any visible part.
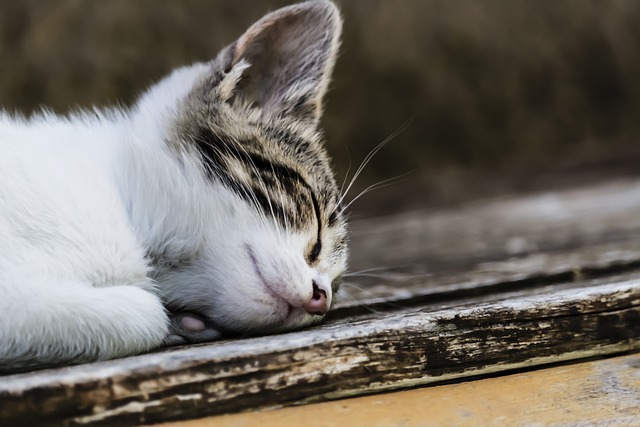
[0,0,348,371]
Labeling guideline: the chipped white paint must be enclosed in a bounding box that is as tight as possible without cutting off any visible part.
[176,393,203,402]
[2,179,640,426]
[75,399,162,424]
[160,354,640,427]
[321,344,640,401]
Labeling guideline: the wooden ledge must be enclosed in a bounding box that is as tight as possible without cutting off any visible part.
[2,179,640,426]
[153,353,640,427]
[1,271,639,426]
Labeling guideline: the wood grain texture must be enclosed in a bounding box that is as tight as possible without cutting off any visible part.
[154,353,640,427]
[348,179,640,272]
[1,277,638,427]
[2,179,640,426]
[337,178,640,312]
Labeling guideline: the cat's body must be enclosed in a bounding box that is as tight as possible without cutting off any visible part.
[0,0,348,371]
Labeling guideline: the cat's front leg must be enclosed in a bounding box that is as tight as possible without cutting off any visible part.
[0,273,170,370]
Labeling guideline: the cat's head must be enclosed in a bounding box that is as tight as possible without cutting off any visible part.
[129,1,347,341]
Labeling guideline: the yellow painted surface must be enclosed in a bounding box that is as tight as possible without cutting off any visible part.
[155,354,640,427]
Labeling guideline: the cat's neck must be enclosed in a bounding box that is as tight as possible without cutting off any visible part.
[118,105,211,266]
[0,62,212,264]
[0,104,205,263]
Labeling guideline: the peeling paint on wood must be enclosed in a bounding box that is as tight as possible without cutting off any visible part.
[1,180,640,426]
[1,278,638,426]
[158,354,640,427]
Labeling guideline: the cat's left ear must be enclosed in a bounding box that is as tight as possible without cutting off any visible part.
[218,0,342,124]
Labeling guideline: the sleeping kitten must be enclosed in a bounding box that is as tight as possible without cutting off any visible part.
[0,0,348,371]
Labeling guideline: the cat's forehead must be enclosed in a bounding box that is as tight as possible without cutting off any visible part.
[171,105,342,231]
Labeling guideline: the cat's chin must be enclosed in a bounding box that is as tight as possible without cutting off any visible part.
[280,307,325,332]
[213,303,323,339]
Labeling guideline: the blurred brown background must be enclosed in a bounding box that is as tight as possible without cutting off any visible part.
[2,1,640,217]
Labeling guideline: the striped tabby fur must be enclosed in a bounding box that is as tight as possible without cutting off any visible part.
[0,0,347,370]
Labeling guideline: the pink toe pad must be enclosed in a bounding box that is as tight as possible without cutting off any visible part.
[180,315,206,332]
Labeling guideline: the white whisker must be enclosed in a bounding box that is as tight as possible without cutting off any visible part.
[338,145,353,197]
[344,266,400,276]
[336,116,414,209]
[340,281,370,292]
[336,286,385,315]
[339,171,413,215]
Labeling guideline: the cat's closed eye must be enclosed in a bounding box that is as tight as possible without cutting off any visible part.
[0,0,347,371]
[308,241,322,263]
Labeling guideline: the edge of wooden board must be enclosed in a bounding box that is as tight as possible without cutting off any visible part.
[152,353,640,427]
[1,279,639,426]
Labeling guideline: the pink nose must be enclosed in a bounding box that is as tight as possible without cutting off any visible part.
[304,282,328,315]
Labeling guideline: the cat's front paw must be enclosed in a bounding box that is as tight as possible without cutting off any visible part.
[167,312,223,344]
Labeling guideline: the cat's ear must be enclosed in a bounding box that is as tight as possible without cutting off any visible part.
[219,0,341,124]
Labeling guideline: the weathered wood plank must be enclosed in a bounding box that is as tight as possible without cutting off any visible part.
[1,277,639,427]
[154,353,640,427]
[349,178,640,272]
[334,239,640,313]
[3,179,640,426]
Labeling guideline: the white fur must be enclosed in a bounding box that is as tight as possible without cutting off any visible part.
[0,0,344,370]
[0,106,168,367]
